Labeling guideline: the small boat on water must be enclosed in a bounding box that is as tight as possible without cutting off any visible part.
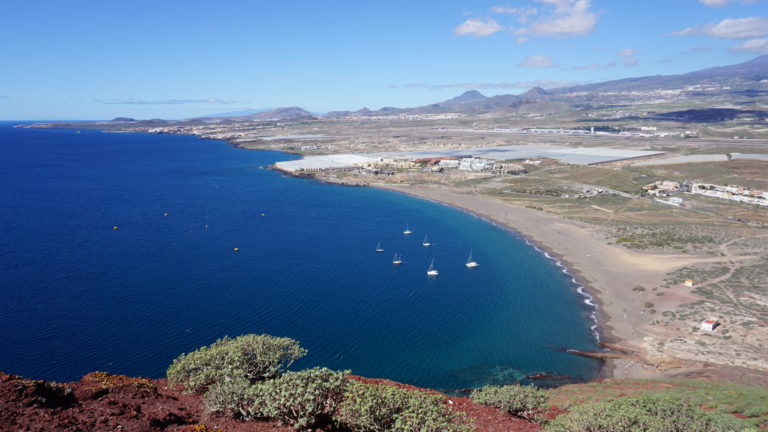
[422,236,432,247]
[403,224,412,235]
[375,241,384,253]
[392,253,403,265]
[465,249,479,268]
[427,259,439,276]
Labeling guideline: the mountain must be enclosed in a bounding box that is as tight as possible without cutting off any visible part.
[443,90,488,104]
[201,108,271,118]
[519,86,552,101]
[320,55,768,119]
[552,54,768,95]
[195,106,317,122]
[243,106,316,121]
[679,54,768,82]
[323,105,405,119]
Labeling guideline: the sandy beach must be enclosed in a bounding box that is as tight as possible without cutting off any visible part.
[373,183,725,378]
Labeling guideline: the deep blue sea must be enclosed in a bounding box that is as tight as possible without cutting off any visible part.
[0,121,600,389]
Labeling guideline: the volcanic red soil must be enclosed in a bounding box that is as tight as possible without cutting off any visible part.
[0,371,540,432]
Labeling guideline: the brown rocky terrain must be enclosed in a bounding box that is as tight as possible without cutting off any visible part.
[0,371,538,432]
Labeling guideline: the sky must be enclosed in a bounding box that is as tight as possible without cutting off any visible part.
[1,0,767,120]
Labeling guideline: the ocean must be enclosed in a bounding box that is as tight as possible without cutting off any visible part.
[0,122,600,389]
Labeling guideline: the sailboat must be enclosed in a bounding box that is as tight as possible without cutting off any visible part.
[403,224,412,235]
[465,249,479,268]
[375,241,384,253]
[392,253,403,265]
[427,259,439,276]
[422,236,432,247]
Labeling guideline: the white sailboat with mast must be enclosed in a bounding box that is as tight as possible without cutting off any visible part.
[392,252,403,265]
[403,224,412,235]
[465,249,479,268]
[426,259,439,276]
[422,235,432,247]
[375,241,384,253]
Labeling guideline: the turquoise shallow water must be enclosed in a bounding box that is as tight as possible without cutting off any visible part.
[0,122,601,389]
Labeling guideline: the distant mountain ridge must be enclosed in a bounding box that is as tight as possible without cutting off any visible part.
[181,55,768,121]
[198,106,316,122]
[552,54,768,95]
[200,108,271,118]
[324,86,563,118]
[320,55,768,118]
[243,106,316,121]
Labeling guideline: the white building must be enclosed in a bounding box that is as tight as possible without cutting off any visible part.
[700,319,719,332]
[459,158,495,172]
[644,180,681,197]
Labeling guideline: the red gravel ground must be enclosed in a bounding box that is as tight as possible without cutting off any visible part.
[0,371,541,432]
[0,371,290,432]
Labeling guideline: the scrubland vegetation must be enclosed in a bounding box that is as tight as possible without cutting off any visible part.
[167,334,760,431]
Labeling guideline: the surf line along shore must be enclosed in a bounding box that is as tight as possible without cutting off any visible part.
[365,182,719,379]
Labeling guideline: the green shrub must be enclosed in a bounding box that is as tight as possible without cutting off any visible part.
[203,378,252,418]
[167,334,307,394]
[338,381,470,432]
[544,395,750,432]
[248,367,348,430]
[470,384,548,419]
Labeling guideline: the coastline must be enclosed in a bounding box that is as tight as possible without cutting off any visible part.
[23,125,752,380]
[366,183,724,379]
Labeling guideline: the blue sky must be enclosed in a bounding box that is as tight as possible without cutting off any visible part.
[1,0,767,120]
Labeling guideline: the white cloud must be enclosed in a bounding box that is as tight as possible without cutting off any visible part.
[520,55,556,68]
[731,37,768,53]
[675,17,768,39]
[698,0,760,6]
[617,48,638,66]
[490,5,538,22]
[535,0,590,14]
[518,0,598,38]
[454,18,504,37]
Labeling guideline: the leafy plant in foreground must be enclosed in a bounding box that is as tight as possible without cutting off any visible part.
[338,381,471,432]
[203,377,253,418]
[248,367,349,430]
[470,384,548,420]
[167,334,306,394]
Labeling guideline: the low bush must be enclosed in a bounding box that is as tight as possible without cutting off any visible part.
[544,395,750,432]
[248,367,348,430]
[167,334,307,394]
[469,384,548,419]
[338,381,470,432]
[203,378,253,419]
